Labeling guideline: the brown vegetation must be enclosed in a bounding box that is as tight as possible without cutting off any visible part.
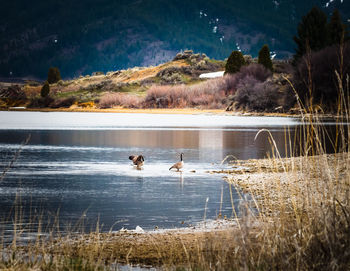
[293,42,350,110]
[99,92,142,109]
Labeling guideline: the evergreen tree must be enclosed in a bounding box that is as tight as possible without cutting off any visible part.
[293,6,328,62]
[47,67,61,84]
[258,44,273,71]
[328,9,348,45]
[225,51,245,74]
[41,81,50,97]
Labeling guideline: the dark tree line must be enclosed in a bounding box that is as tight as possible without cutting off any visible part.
[293,7,348,63]
[293,7,349,110]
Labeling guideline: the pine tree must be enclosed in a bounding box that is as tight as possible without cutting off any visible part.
[47,67,61,84]
[293,6,328,62]
[41,81,50,97]
[258,44,273,71]
[328,9,348,46]
[225,51,245,74]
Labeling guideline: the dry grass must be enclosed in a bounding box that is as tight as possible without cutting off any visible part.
[116,60,189,83]
[99,92,142,109]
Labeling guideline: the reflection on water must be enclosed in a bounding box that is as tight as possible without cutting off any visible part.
[0,128,296,162]
[0,112,303,239]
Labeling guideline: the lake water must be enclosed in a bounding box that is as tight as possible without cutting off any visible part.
[0,111,302,240]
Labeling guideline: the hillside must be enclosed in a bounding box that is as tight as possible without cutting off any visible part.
[1,0,349,79]
[0,50,228,109]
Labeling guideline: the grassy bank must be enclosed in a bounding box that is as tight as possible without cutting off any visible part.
[1,52,297,113]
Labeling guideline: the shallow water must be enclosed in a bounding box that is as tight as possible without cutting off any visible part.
[0,112,301,240]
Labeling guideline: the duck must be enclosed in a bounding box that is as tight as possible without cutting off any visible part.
[169,153,184,171]
[129,155,144,169]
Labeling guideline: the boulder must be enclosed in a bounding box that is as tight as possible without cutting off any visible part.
[173,50,194,60]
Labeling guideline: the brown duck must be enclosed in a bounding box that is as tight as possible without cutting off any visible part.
[129,155,144,169]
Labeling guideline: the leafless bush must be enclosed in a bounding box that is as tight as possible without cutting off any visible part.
[50,97,76,108]
[222,64,272,95]
[293,42,350,109]
[27,96,54,108]
[237,63,272,82]
[143,80,227,109]
[98,92,142,108]
[233,76,279,112]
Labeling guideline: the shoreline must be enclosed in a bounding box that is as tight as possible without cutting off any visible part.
[1,106,301,117]
[3,107,345,120]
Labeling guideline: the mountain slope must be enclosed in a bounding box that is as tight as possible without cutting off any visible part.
[0,0,349,79]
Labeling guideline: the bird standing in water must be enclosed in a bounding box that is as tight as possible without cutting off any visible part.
[169,153,184,171]
[129,155,144,170]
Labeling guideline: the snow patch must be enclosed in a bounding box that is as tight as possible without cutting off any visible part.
[119,226,145,233]
[272,0,280,8]
[199,71,224,79]
[236,43,241,52]
[116,219,239,235]
[325,0,335,7]
[271,51,277,59]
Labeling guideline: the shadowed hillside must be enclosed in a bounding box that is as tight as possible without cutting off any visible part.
[1,0,349,79]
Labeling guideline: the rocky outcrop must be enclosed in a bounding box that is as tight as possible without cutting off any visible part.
[173,50,195,60]
[149,50,223,84]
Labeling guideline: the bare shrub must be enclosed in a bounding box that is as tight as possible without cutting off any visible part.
[237,63,272,82]
[27,96,54,108]
[143,79,227,109]
[293,42,350,109]
[188,79,227,108]
[143,85,172,108]
[233,76,279,112]
[273,60,294,74]
[222,74,238,95]
[222,64,272,96]
[98,92,142,108]
[50,97,76,108]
